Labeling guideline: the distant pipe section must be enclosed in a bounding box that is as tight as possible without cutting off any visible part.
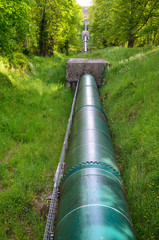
[54,74,136,240]
[82,20,90,52]
[85,19,87,30]
[84,36,87,52]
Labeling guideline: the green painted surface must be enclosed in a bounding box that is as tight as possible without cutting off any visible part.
[75,75,102,111]
[54,74,136,240]
[55,168,135,240]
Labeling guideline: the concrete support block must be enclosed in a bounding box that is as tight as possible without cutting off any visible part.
[66,58,110,88]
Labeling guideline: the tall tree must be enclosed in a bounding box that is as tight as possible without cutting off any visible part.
[89,0,159,47]
[114,0,159,47]
[0,0,37,54]
[36,0,82,56]
[0,0,82,56]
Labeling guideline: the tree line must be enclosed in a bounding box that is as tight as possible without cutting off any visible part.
[0,0,83,56]
[89,0,159,48]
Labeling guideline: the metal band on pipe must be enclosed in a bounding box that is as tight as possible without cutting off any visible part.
[69,128,112,142]
[62,167,123,187]
[78,85,99,92]
[74,105,108,121]
[55,204,133,233]
[67,143,116,159]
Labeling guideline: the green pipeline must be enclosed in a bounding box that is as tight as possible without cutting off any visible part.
[54,74,136,240]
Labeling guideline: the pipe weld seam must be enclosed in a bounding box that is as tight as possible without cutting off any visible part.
[55,204,133,233]
[69,128,112,144]
[78,85,99,93]
[74,105,107,120]
[62,167,122,186]
[68,143,116,158]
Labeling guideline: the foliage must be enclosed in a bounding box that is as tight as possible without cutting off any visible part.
[0,0,83,56]
[0,0,37,54]
[0,53,73,239]
[40,0,83,56]
[89,0,159,48]
[0,46,159,239]
[10,52,33,72]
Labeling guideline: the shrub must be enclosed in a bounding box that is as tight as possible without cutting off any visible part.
[11,52,33,72]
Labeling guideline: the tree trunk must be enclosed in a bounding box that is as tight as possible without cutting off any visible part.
[39,6,48,56]
[49,36,54,56]
[65,40,69,56]
[128,37,135,48]
[128,0,135,48]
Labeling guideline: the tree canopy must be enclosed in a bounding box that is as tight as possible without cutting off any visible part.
[0,0,83,56]
[89,0,159,48]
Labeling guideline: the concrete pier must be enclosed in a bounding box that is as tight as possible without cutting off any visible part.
[66,58,110,88]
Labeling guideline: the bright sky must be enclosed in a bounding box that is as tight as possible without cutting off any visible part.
[76,0,92,6]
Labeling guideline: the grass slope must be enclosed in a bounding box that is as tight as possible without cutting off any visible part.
[0,54,73,239]
[101,48,159,240]
[82,45,159,240]
[0,45,159,240]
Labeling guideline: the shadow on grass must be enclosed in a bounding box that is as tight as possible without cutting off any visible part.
[0,72,13,88]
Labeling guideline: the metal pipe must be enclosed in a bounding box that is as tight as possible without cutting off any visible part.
[82,20,89,52]
[84,36,87,52]
[85,20,87,31]
[54,74,136,239]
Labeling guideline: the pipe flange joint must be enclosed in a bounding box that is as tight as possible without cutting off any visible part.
[61,161,122,183]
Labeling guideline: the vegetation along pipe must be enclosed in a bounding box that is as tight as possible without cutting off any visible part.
[54,74,136,239]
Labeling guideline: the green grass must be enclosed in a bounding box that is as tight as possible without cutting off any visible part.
[76,44,157,65]
[98,46,159,240]
[0,53,73,239]
[0,45,159,239]
[73,45,159,239]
